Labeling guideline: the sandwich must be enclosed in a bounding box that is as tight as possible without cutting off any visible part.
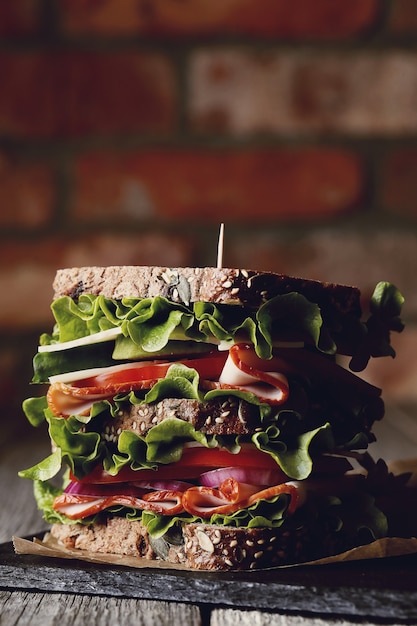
[20,265,409,570]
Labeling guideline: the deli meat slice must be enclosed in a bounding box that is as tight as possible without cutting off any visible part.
[182,478,299,517]
[52,478,301,521]
[53,490,185,519]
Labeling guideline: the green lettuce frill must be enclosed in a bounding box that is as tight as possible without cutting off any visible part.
[36,283,404,372]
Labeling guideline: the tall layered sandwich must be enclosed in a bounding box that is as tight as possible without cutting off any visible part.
[20,266,407,570]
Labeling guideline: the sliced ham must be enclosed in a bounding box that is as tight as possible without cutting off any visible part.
[182,478,299,517]
[53,478,300,520]
[218,344,289,404]
[53,490,185,520]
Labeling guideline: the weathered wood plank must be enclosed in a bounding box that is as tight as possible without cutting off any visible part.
[0,591,202,626]
[0,436,50,544]
[210,608,415,626]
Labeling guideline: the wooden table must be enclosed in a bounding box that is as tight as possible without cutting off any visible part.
[2,417,417,626]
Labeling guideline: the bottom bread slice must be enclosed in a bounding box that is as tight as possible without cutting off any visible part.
[49,516,353,570]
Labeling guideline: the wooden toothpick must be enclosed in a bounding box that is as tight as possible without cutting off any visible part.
[217,223,225,269]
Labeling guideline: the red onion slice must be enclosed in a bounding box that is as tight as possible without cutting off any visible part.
[199,466,286,487]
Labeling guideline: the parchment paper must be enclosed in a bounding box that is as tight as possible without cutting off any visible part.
[13,534,417,571]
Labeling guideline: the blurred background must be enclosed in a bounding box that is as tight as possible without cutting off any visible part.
[1,0,417,456]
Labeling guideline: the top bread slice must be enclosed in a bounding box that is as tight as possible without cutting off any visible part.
[53,266,362,317]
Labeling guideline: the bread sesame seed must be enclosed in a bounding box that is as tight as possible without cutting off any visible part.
[257,539,265,545]
[220,410,230,418]
[229,540,237,548]
[140,422,146,432]
[225,559,234,567]
[172,287,179,300]
[151,416,158,424]
[246,540,254,547]
[241,269,249,278]
[205,416,212,425]
[231,287,240,295]
[132,422,137,430]
[249,561,257,569]
[222,280,233,289]
[116,428,122,435]
[215,416,224,424]
[254,551,263,559]
[269,536,277,543]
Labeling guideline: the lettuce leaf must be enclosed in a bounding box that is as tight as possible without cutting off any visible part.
[22,396,49,427]
[18,448,62,481]
[349,282,405,371]
[40,286,404,373]
[210,491,292,529]
[253,422,334,479]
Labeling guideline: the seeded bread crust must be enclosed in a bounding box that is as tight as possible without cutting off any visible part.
[52,266,362,316]
[49,516,351,571]
[104,396,265,441]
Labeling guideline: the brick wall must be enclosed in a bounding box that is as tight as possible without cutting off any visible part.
[1,0,417,441]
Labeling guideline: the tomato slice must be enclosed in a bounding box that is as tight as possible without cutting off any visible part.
[74,352,228,389]
[178,444,280,470]
[73,444,284,484]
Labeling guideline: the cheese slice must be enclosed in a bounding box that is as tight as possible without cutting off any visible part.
[38,327,123,353]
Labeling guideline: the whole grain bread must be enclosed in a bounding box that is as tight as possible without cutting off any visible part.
[103,396,265,441]
[49,515,354,570]
[53,266,362,316]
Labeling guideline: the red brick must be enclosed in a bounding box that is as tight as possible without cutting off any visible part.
[388,0,417,34]
[0,234,195,330]
[0,152,55,229]
[381,150,417,219]
[61,0,379,40]
[224,230,417,319]
[0,0,41,37]
[190,50,417,136]
[0,51,177,138]
[72,148,363,224]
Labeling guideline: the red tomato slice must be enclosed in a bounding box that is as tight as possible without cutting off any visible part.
[74,352,228,390]
[178,444,280,470]
[73,444,284,484]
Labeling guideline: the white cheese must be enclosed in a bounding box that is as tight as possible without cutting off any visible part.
[38,327,123,353]
[48,361,143,384]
